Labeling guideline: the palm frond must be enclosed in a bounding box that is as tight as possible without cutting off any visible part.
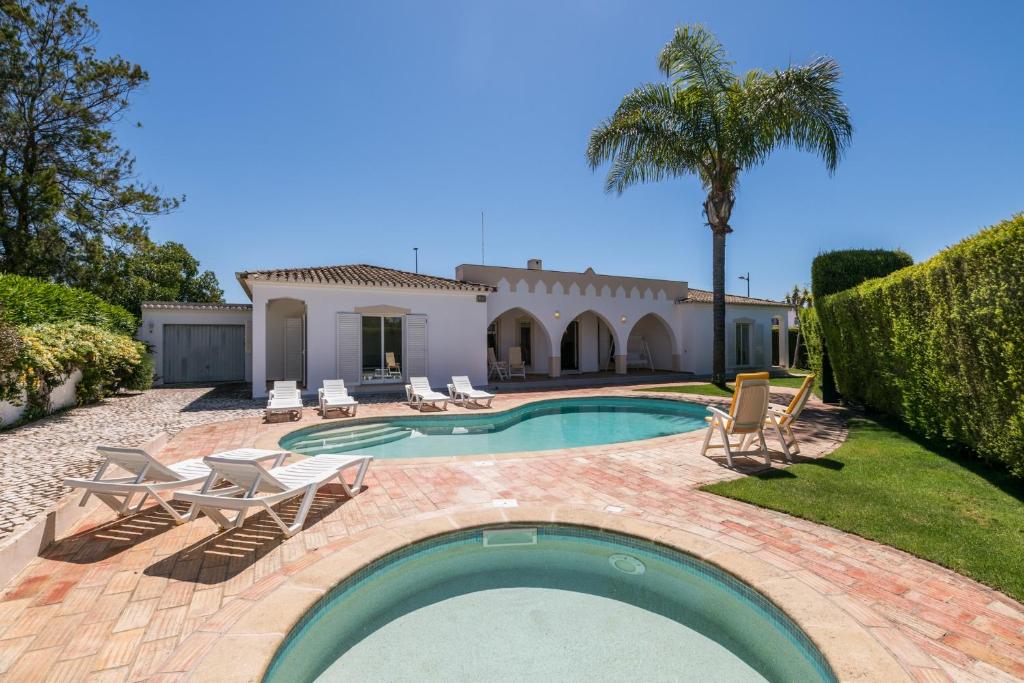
[657,24,734,91]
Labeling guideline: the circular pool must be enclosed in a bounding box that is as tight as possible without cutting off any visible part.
[280,396,708,458]
[265,525,835,682]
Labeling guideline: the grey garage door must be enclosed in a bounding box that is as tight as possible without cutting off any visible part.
[163,324,245,384]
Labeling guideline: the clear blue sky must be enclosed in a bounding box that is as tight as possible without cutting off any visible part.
[90,1,1023,302]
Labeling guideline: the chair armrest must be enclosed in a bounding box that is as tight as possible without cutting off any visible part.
[706,406,732,422]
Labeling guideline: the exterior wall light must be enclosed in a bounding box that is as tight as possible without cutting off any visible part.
[620,315,627,323]
[554,311,561,319]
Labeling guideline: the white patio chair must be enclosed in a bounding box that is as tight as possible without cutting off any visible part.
[318,380,358,416]
[700,378,772,467]
[507,346,527,380]
[488,347,508,380]
[174,453,373,537]
[406,376,448,411]
[449,375,494,407]
[265,394,303,421]
[64,446,287,523]
[766,374,816,462]
[269,380,300,401]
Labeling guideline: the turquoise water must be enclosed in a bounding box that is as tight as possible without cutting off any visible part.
[280,396,708,458]
[265,526,835,682]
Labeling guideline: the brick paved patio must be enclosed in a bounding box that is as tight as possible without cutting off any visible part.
[0,385,1022,681]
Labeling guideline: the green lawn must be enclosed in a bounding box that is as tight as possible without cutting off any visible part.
[702,418,1024,601]
[644,373,813,397]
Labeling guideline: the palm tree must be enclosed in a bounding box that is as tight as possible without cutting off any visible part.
[587,25,852,384]
[784,285,812,367]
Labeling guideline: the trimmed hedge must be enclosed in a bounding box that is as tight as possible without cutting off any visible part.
[0,273,137,336]
[810,248,913,401]
[811,248,914,297]
[799,307,824,379]
[0,322,153,424]
[817,214,1024,475]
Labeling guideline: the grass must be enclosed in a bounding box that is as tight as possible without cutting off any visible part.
[702,417,1024,601]
[643,373,815,398]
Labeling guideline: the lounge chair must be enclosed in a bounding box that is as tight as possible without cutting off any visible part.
[64,446,288,523]
[766,374,815,461]
[406,376,448,411]
[448,375,494,407]
[266,394,303,421]
[701,378,772,467]
[507,346,527,380]
[385,352,402,378]
[318,379,358,417]
[173,453,373,537]
[487,347,508,380]
[269,380,300,400]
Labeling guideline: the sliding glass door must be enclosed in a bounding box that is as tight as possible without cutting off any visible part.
[362,315,403,382]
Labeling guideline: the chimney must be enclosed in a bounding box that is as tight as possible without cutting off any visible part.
[527,258,543,270]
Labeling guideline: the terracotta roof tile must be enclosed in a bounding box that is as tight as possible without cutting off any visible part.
[141,301,252,311]
[238,264,493,293]
[680,288,785,307]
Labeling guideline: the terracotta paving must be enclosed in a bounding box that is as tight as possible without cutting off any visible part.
[0,385,1022,682]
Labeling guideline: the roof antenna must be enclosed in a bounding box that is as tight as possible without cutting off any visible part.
[481,211,485,265]
[414,247,419,274]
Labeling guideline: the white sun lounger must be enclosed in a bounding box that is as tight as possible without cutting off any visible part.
[701,378,772,467]
[318,380,358,417]
[406,376,448,411]
[269,380,300,401]
[174,453,372,537]
[448,375,494,407]
[63,446,288,522]
[266,395,303,421]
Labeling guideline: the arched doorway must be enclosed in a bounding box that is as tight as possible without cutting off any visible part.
[487,307,553,378]
[558,310,621,374]
[626,313,678,372]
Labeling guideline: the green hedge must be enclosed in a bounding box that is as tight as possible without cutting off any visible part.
[799,307,824,378]
[817,214,1024,475]
[811,248,914,297]
[0,273,137,336]
[810,248,913,401]
[0,322,152,424]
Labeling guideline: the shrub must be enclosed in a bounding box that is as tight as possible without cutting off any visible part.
[798,307,824,378]
[0,273,137,336]
[809,248,913,401]
[0,322,152,423]
[811,248,914,297]
[816,214,1024,475]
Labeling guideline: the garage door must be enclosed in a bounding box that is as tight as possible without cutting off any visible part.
[163,324,245,384]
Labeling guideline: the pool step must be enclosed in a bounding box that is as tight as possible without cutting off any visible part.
[290,424,403,450]
[295,428,412,455]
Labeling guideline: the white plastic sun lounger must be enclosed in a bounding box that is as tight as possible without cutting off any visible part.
[269,380,300,401]
[63,446,288,522]
[448,376,494,407]
[318,380,358,417]
[174,453,373,537]
[406,376,448,411]
[266,395,303,421]
[701,378,772,467]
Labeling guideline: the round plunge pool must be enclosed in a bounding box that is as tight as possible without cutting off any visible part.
[264,525,835,682]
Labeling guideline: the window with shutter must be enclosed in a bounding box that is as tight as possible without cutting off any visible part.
[405,314,428,377]
[336,313,362,384]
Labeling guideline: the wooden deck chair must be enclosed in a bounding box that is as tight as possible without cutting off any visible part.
[174,454,372,538]
[64,446,287,523]
[386,352,402,378]
[701,378,772,467]
[767,374,816,461]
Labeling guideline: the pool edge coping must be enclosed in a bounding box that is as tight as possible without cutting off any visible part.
[181,505,911,683]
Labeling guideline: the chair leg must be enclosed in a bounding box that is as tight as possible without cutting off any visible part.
[759,430,771,467]
[719,424,734,467]
[700,417,716,456]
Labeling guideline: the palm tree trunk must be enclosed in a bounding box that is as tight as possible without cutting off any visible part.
[711,228,727,384]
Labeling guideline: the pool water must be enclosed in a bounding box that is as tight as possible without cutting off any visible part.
[265,526,835,682]
[280,396,708,458]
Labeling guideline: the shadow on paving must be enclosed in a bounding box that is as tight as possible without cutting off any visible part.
[42,504,185,564]
[143,484,353,584]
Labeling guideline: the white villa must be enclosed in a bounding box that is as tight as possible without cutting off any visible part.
[138,260,791,397]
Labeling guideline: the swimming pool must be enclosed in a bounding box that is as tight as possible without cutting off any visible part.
[265,525,835,682]
[279,396,708,458]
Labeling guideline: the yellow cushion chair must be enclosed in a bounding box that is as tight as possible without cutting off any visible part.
[701,378,772,467]
[704,371,770,424]
[766,374,816,462]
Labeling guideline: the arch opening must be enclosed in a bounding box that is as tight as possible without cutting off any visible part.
[626,313,678,372]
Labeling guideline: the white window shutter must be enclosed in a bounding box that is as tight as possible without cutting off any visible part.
[336,313,361,384]
[753,323,766,367]
[405,314,428,377]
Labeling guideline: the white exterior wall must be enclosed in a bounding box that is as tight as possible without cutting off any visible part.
[250,282,487,397]
[0,369,82,427]
[679,304,786,374]
[484,278,682,375]
[138,308,253,385]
